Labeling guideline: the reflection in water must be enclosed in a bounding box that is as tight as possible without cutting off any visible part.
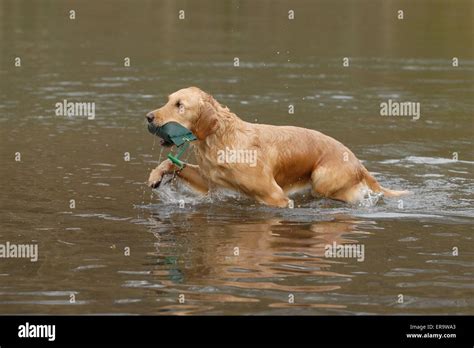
[0,0,472,315]
[145,210,367,314]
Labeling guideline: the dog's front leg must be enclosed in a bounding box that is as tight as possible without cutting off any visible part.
[175,163,209,194]
[147,159,175,188]
[241,178,290,208]
[148,159,209,194]
[256,190,290,208]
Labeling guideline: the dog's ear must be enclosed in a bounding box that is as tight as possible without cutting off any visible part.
[193,100,219,140]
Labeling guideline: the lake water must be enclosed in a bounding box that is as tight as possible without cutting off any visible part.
[0,0,473,315]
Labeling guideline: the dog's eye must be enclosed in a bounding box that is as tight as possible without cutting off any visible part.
[175,101,182,108]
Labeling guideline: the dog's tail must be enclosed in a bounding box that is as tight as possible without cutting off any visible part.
[363,168,411,197]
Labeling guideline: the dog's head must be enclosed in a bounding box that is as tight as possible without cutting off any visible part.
[146,87,219,146]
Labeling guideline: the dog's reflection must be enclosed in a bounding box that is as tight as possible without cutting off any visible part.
[146,211,366,297]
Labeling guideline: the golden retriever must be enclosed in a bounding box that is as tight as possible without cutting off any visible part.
[146,87,408,207]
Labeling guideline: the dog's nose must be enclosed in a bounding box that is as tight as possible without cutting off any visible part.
[146,112,154,123]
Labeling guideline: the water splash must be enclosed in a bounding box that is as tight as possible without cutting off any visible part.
[358,189,384,208]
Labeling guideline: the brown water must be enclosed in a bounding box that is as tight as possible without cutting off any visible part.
[0,0,473,315]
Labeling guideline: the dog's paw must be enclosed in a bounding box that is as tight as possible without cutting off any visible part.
[147,159,175,189]
[148,179,162,189]
[148,169,164,188]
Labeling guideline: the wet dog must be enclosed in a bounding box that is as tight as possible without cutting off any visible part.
[146,87,409,207]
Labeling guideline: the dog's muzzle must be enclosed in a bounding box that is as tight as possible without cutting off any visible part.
[147,121,197,147]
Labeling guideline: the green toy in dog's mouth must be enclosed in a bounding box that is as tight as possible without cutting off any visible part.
[148,121,197,147]
[148,121,197,169]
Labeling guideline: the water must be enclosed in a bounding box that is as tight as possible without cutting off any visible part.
[0,0,473,315]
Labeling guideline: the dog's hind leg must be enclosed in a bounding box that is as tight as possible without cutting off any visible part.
[310,165,363,204]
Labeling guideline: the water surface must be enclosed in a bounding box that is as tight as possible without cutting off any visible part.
[0,0,473,315]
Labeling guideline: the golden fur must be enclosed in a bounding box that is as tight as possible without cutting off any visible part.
[147,87,408,207]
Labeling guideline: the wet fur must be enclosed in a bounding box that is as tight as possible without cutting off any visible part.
[147,87,409,207]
